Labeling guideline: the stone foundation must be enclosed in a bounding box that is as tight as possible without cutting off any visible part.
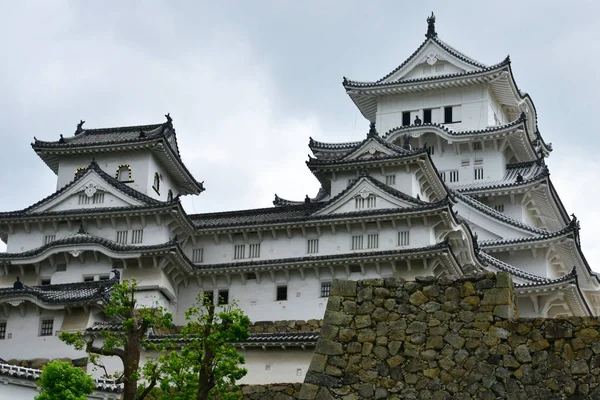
[240,273,600,399]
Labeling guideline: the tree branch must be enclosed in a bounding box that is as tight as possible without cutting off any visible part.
[86,340,126,361]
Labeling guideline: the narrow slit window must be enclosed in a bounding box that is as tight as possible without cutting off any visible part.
[351,235,363,250]
[116,231,128,244]
[367,233,379,249]
[398,231,410,246]
[167,190,173,201]
[248,244,261,258]
[234,245,246,260]
[153,172,160,194]
[307,238,319,254]
[192,248,204,263]
[131,229,143,244]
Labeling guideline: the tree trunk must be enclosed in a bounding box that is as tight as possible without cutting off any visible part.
[122,334,142,400]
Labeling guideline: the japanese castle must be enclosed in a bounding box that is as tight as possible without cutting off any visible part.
[0,14,597,397]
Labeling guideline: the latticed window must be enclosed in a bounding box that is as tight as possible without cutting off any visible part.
[116,231,128,244]
[234,245,245,260]
[494,204,505,213]
[385,175,396,185]
[449,170,459,182]
[276,286,288,301]
[40,319,53,337]
[351,235,363,250]
[44,235,55,245]
[249,244,261,258]
[474,168,484,180]
[307,239,319,254]
[439,171,446,182]
[218,290,229,305]
[473,142,483,151]
[131,229,144,244]
[355,195,376,210]
[92,193,105,204]
[367,233,379,249]
[0,322,6,340]
[398,231,410,246]
[320,281,331,297]
[192,248,204,263]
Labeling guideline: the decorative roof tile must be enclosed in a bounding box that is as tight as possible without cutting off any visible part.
[0,279,116,304]
[144,332,319,347]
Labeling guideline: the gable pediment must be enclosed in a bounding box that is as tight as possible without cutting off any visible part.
[315,178,418,216]
[381,41,480,83]
[343,139,397,161]
[29,173,147,214]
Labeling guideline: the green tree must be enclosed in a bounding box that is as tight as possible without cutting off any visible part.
[35,360,95,400]
[60,279,173,400]
[148,294,250,400]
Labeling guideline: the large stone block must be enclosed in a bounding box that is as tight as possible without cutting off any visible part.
[331,280,357,297]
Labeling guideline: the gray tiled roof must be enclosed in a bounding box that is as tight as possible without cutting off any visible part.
[190,175,433,229]
[453,160,549,194]
[479,222,576,249]
[145,332,318,347]
[0,279,116,304]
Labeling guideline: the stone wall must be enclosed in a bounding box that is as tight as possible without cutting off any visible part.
[241,272,600,399]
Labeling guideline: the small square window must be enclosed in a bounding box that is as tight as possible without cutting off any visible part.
[40,319,54,337]
[349,265,362,274]
[0,322,6,340]
[320,282,331,297]
[218,290,229,305]
[56,264,67,272]
[83,276,94,282]
[234,244,246,260]
[249,243,261,258]
[246,272,257,280]
[131,229,143,244]
[40,278,51,286]
[351,235,363,250]
[276,286,288,301]
[398,231,410,246]
[367,233,379,249]
[307,238,319,254]
[116,231,128,244]
[98,275,110,281]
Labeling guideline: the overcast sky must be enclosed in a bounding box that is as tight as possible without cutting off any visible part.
[1,1,599,270]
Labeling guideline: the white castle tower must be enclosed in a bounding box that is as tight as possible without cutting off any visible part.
[0,13,597,396]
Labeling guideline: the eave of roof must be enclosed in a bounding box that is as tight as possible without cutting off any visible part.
[0,279,116,306]
[479,222,577,250]
[192,242,452,274]
[144,332,319,348]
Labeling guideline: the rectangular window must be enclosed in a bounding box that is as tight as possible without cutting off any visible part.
[398,231,410,246]
[92,193,105,204]
[246,272,257,280]
[218,290,229,305]
[427,145,435,156]
[276,286,288,301]
[307,238,319,254]
[444,107,453,123]
[98,275,110,281]
[116,230,128,244]
[439,171,446,182]
[248,244,261,258]
[402,111,411,126]
[131,229,143,244]
[367,233,379,249]
[349,265,362,274]
[44,235,55,245]
[0,322,5,340]
[348,178,357,187]
[355,195,376,210]
[449,170,459,183]
[474,167,484,180]
[40,319,54,337]
[83,276,94,282]
[320,282,331,297]
[423,109,432,123]
[473,142,483,151]
[494,204,505,213]
[474,159,483,166]
[351,235,364,250]
[40,278,51,286]
[461,160,471,167]
[192,248,204,263]
[385,175,396,186]
[234,245,246,260]
[56,264,67,272]
[203,290,214,305]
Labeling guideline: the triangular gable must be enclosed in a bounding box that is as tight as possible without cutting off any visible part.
[29,170,149,214]
[314,178,420,216]
[381,39,484,84]
[342,137,400,161]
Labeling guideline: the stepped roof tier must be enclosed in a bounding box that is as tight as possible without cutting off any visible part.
[341,19,551,156]
[0,279,115,309]
[31,115,204,195]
